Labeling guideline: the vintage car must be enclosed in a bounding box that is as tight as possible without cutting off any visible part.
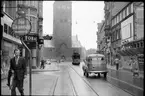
[82,53,108,78]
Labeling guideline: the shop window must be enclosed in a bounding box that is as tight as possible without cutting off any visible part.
[8,26,12,36]
[4,24,8,33]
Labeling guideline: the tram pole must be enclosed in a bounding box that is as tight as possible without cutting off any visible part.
[21,39,32,96]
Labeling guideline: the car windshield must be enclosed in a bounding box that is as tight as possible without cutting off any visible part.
[91,57,104,64]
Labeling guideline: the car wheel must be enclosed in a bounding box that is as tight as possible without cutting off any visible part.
[83,72,86,76]
[86,72,89,78]
[98,73,101,77]
[104,73,107,78]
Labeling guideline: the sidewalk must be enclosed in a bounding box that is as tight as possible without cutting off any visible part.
[1,62,59,95]
[1,62,59,81]
[107,65,144,96]
[27,61,59,73]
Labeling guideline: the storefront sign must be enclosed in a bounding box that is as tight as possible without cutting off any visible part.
[23,35,38,42]
[11,17,31,36]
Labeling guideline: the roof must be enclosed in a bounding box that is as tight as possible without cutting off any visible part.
[44,40,55,48]
[87,53,105,57]
[43,35,82,48]
[72,35,82,48]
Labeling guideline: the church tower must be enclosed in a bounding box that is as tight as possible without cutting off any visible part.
[53,1,72,59]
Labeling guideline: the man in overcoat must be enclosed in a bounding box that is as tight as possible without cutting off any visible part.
[7,49,27,95]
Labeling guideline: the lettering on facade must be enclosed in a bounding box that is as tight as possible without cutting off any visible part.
[11,17,31,35]
[24,35,37,41]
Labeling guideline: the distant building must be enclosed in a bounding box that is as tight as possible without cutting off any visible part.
[104,2,144,96]
[41,1,83,61]
[42,35,82,61]
[96,20,105,54]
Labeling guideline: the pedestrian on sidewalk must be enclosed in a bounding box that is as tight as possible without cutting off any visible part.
[40,59,45,69]
[129,58,139,77]
[7,48,27,96]
[114,57,120,70]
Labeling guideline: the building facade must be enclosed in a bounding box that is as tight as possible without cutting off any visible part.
[1,1,23,79]
[1,1,43,80]
[53,1,77,60]
[42,35,83,61]
[104,2,144,96]
[104,2,144,71]
[97,20,106,54]
[16,1,43,68]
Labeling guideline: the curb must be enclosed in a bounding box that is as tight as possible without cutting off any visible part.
[107,67,144,96]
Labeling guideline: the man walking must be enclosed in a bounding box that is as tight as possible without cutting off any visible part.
[40,59,45,69]
[114,57,120,70]
[130,58,139,77]
[7,49,27,96]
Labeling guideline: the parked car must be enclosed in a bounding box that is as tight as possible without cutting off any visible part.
[45,59,51,65]
[82,53,108,78]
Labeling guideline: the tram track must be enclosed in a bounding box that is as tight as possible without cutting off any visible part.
[68,64,99,96]
[67,69,78,96]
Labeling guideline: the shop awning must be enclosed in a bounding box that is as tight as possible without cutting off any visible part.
[117,48,144,56]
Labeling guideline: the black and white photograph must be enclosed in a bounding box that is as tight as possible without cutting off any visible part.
[1,1,144,96]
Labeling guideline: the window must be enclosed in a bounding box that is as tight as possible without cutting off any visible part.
[128,4,131,14]
[4,24,8,33]
[125,8,127,17]
[120,13,122,21]
[8,26,11,35]
[118,14,120,22]
[118,29,121,39]
[116,29,121,40]
[121,23,132,40]
[123,10,126,19]
[115,31,117,40]
[114,18,116,25]
[112,20,114,26]
[126,6,129,16]
[112,32,115,41]
[131,3,133,13]
[117,15,119,23]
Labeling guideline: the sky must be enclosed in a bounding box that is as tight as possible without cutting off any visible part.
[43,1,105,50]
